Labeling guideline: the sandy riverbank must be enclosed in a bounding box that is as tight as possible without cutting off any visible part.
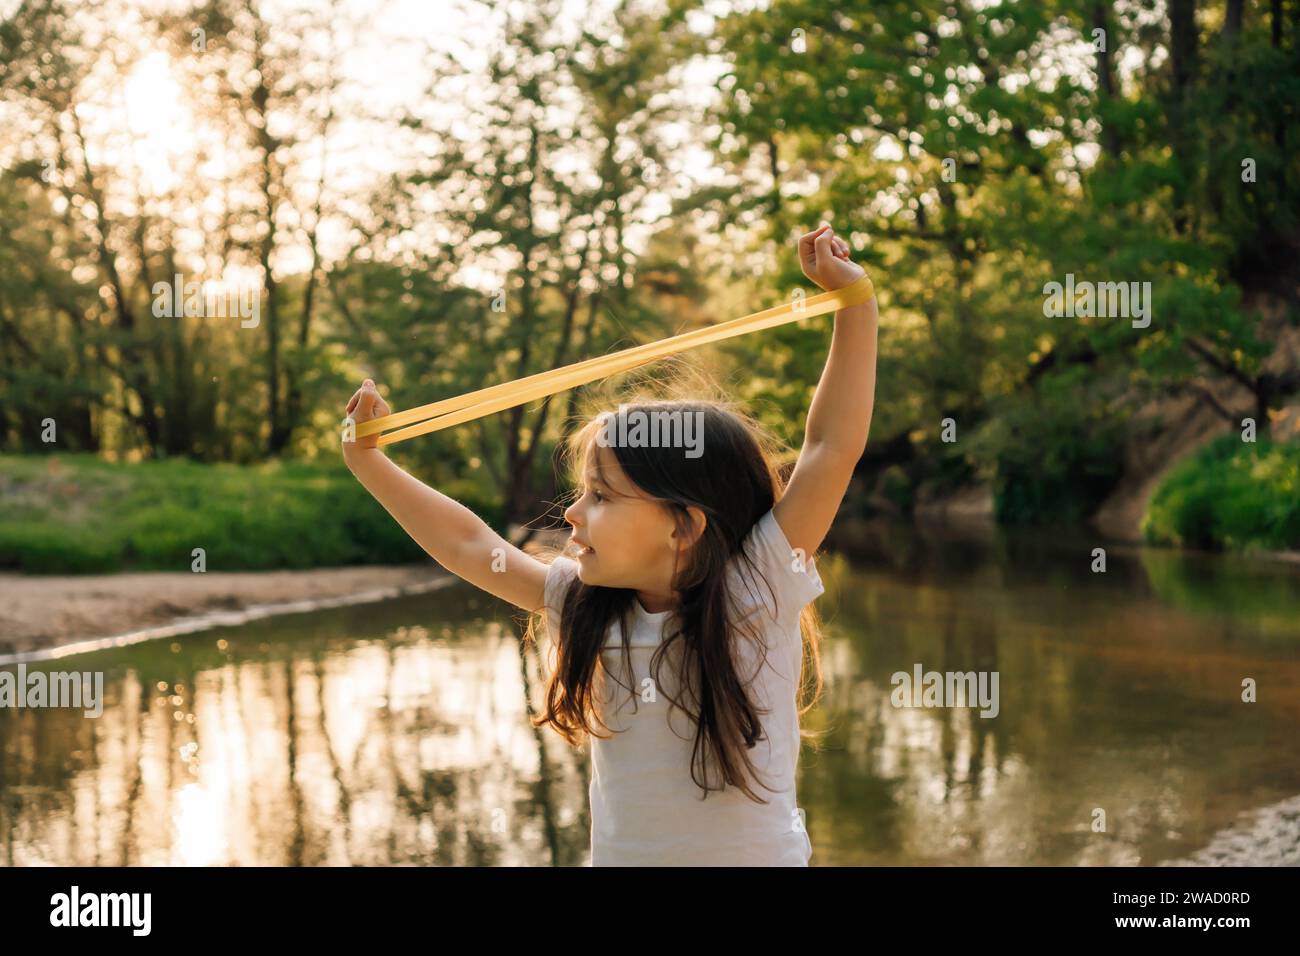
[5,521,1299,662]
[0,565,449,660]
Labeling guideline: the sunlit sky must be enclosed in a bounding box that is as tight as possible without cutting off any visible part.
[13,0,733,292]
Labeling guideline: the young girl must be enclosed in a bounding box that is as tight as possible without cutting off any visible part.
[342,223,878,865]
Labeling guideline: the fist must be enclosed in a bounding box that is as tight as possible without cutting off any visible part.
[344,379,391,450]
[798,222,867,292]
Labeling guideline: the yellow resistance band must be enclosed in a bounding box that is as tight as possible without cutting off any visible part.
[355,273,876,447]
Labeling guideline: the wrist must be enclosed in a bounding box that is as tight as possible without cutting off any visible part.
[834,298,878,321]
[343,442,385,471]
[821,271,874,295]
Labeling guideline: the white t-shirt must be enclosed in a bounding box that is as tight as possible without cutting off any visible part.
[540,508,825,866]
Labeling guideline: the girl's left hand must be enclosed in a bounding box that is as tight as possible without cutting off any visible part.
[798,222,867,292]
[344,379,391,452]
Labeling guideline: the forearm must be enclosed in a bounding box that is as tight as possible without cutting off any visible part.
[803,296,879,458]
[344,446,493,569]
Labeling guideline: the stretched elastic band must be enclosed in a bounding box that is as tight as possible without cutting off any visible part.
[354,273,875,446]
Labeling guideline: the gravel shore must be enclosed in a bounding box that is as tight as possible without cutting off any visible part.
[0,565,447,661]
[1158,794,1300,866]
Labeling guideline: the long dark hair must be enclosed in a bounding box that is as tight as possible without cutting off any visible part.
[525,395,827,803]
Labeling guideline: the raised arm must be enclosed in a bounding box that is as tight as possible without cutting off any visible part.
[773,224,879,559]
[343,380,549,613]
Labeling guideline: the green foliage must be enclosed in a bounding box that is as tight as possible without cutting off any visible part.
[1144,436,1300,552]
[707,0,1299,535]
[992,426,1126,526]
[878,465,913,514]
[0,454,503,574]
[3,0,1298,548]
[967,369,1129,525]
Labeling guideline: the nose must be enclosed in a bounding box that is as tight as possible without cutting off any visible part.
[564,496,584,527]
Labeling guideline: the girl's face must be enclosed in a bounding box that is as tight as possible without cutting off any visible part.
[563,443,700,599]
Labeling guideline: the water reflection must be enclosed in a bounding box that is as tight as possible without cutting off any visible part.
[1,593,591,865]
[2,523,1298,866]
[810,520,1300,864]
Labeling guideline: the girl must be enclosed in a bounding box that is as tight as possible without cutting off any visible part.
[343,223,877,865]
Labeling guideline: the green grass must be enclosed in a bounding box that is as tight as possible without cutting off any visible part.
[0,454,504,574]
[1143,435,1300,552]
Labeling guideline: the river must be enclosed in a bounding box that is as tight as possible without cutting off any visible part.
[2,520,1298,865]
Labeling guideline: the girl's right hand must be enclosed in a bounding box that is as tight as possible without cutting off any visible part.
[799,222,867,292]
[344,379,391,451]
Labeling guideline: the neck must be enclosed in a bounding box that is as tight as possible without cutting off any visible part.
[636,588,679,614]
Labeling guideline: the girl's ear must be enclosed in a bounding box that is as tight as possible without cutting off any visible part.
[672,505,708,551]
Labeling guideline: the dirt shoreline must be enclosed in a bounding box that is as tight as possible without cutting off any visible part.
[2,522,1297,662]
[0,564,451,661]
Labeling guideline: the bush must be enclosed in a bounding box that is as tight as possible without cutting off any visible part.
[0,522,120,573]
[985,403,1127,526]
[1144,435,1300,551]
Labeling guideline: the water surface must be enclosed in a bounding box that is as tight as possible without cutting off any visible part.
[3,522,1298,865]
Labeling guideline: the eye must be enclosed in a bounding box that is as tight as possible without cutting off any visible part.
[592,489,605,503]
